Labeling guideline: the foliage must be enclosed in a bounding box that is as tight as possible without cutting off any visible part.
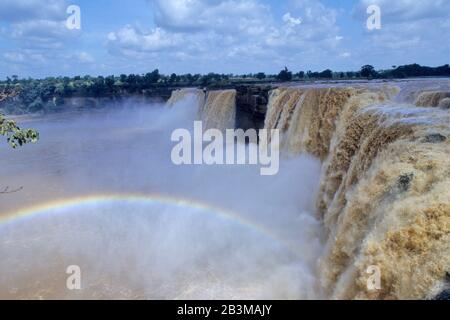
[388,64,450,78]
[360,65,377,78]
[256,72,266,80]
[1,64,449,115]
[296,71,305,79]
[0,89,39,148]
[0,90,39,195]
[319,69,333,79]
[277,67,293,82]
[0,113,39,148]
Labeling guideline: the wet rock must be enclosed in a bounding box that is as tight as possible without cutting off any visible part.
[235,85,271,130]
[434,290,450,300]
[397,173,414,192]
[423,133,447,143]
[433,273,450,300]
[438,98,450,109]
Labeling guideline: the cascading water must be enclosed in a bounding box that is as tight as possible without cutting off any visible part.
[166,88,206,110]
[167,88,237,131]
[415,91,450,108]
[201,90,237,131]
[263,80,450,299]
[1,80,448,300]
[0,94,323,299]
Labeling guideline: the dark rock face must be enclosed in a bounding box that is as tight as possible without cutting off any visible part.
[434,289,450,300]
[235,85,272,131]
[433,273,450,300]
[397,173,414,192]
[439,98,450,109]
[423,133,447,143]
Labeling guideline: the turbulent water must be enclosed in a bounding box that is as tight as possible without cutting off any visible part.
[0,79,449,300]
[262,79,450,299]
[0,98,323,299]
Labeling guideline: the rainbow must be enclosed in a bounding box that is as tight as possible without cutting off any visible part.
[0,193,300,256]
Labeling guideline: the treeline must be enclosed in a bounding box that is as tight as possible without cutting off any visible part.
[1,64,449,114]
[274,64,450,82]
[0,70,236,114]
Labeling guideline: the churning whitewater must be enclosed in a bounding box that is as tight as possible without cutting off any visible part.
[0,79,449,300]
[0,95,323,299]
[261,80,450,299]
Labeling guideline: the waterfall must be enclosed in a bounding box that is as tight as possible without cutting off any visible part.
[165,82,449,299]
[200,89,236,131]
[415,91,450,107]
[166,88,206,110]
[264,84,450,299]
[167,88,237,131]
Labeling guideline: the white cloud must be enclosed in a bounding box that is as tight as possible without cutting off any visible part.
[352,0,450,67]
[10,19,78,49]
[3,50,48,67]
[107,0,342,73]
[0,0,68,22]
[0,0,80,50]
[10,0,447,76]
[74,52,94,64]
[3,52,27,63]
[151,0,272,35]
[263,0,340,51]
[107,26,181,53]
[355,0,450,22]
[290,0,337,28]
[0,0,93,77]
[282,13,302,27]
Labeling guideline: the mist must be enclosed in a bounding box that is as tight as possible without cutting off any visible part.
[0,98,324,299]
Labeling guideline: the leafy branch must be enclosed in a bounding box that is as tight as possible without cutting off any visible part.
[1,88,39,194]
[0,113,39,148]
[1,88,39,148]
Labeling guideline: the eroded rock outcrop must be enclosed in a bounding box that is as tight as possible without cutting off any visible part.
[235,85,270,130]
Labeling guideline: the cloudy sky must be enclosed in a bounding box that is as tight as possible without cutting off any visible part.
[0,0,449,78]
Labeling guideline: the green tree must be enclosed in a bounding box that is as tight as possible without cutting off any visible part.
[277,67,292,82]
[296,71,305,79]
[256,72,266,80]
[184,73,194,84]
[105,76,115,92]
[169,73,178,84]
[144,69,160,85]
[28,96,44,113]
[319,69,333,79]
[361,65,377,79]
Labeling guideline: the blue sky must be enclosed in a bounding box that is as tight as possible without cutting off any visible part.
[0,0,449,78]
